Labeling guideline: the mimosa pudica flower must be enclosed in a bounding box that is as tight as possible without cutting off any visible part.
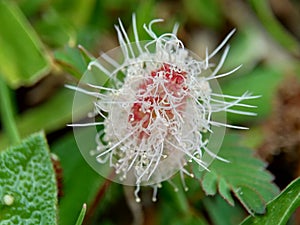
[68,15,257,202]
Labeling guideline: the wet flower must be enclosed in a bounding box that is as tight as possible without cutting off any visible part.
[68,15,257,202]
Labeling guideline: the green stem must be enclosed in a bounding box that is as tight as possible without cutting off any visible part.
[249,0,300,56]
[75,203,87,225]
[0,76,20,144]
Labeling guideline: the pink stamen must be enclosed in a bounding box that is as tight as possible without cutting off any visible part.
[129,63,188,139]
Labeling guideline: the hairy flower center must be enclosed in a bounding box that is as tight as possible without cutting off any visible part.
[129,63,188,138]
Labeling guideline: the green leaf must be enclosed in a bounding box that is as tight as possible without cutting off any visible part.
[240,177,300,225]
[63,0,96,28]
[220,28,267,74]
[201,171,218,196]
[51,131,105,225]
[203,195,246,225]
[0,0,50,88]
[34,8,74,47]
[0,88,92,150]
[221,65,284,124]
[18,0,48,17]
[183,0,224,29]
[54,46,90,78]
[157,175,210,225]
[134,0,155,40]
[196,134,279,214]
[0,132,57,224]
[159,194,209,225]
[0,76,20,144]
[218,177,234,206]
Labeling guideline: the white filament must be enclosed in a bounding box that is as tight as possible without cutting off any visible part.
[69,16,257,200]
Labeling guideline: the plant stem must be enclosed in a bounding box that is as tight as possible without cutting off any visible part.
[75,203,87,225]
[0,76,20,144]
[83,172,114,224]
[249,0,300,57]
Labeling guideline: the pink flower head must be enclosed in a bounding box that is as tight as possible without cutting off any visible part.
[68,15,257,202]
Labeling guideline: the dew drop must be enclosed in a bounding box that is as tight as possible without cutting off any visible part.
[3,194,14,206]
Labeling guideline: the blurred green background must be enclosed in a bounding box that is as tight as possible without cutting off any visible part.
[0,0,300,224]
